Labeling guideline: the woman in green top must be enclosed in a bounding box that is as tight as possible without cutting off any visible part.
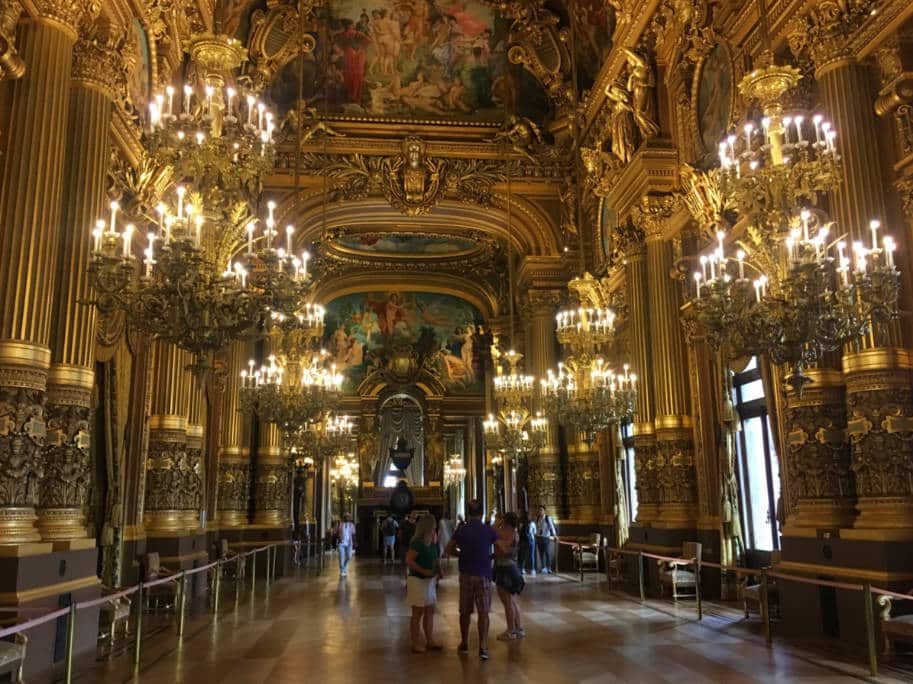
[406,514,444,653]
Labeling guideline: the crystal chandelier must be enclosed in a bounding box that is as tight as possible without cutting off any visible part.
[486,345,547,461]
[443,453,467,488]
[330,451,359,488]
[289,413,357,463]
[682,64,901,391]
[239,351,343,444]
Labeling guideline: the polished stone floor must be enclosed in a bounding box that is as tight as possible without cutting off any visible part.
[84,557,911,683]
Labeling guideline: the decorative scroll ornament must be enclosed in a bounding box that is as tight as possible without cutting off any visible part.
[0,1,25,81]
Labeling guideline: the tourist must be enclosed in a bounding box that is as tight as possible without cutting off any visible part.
[337,512,357,577]
[518,511,537,576]
[380,514,399,565]
[454,513,465,533]
[406,514,443,653]
[536,505,558,574]
[399,513,416,577]
[446,499,501,660]
[494,512,525,640]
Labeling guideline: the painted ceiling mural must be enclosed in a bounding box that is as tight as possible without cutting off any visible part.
[230,0,549,122]
[324,291,483,394]
[333,232,478,256]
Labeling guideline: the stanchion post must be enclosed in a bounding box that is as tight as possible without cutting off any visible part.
[265,546,272,588]
[863,582,878,676]
[579,545,584,583]
[251,551,257,594]
[64,602,77,684]
[638,551,645,602]
[134,580,144,667]
[695,558,703,621]
[213,560,222,618]
[177,570,187,638]
[554,538,559,577]
[760,568,771,645]
[235,555,242,607]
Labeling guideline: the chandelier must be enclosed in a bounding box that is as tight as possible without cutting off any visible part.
[330,452,359,488]
[90,31,281,376]
[443,453,467,488]
[486,345,547,461]
[239,351,343,444]
[289,413,357,463]
[682,63,900,391]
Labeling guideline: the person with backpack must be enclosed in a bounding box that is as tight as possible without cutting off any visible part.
[381,514,399,564]
[535,505,558,574]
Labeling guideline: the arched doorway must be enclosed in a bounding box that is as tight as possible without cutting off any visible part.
[375,394,424,486]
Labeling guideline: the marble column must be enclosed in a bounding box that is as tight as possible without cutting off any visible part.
[39,25,122,542]
[217,341,250,528]
[619,223,658,525]
[144,342,197,534]
[0,3,88,544]
[639,197,697,530]
[253,421,289,528]
[522,290,563,514]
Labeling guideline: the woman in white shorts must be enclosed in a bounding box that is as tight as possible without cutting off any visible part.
[405,514,443,653]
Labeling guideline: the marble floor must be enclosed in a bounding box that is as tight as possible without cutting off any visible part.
[83,557,912,683]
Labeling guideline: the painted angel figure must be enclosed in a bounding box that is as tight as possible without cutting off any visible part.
[623,48,660,141]
[490,115,544,164]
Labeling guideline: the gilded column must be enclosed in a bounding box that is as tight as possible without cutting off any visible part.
[217,341,250,528]
[522,289,562,513]
[636,196,697,529]
[618,220,657,524]
[0,1,89,543]
[253,421,289,527]
[144,342,197,534]
[801,15,913,536]
[39,23,123,542]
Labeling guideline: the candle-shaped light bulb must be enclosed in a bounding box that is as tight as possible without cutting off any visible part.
[176,185,186,219]
[884,236,896,268]
[92,222,103,252]
[246,220,255,255]
[717,229,725,255]
[813,114,823,144]
[870,219,880,250]
[109,200,119,234]
[246,95,255,125]
[183,84,192,114]
[196,131,205,145]
[226,87,236,117]
[736,249,745,280]
[194,214,203,246]
[122,223,134,257]
[693,271,702,299]
[794,115,804,142]
[165,85,175,115]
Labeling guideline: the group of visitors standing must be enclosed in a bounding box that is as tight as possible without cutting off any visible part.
[519,505,559,575]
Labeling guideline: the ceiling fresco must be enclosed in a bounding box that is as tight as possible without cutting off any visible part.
[332,232,479,256]
[233,0,549,123]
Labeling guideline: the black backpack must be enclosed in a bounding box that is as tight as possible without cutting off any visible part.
[381,518,396,536]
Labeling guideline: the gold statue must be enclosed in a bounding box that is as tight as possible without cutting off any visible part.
[489,114,544,164]
[605,84,636,164]
[280,102,345,146]
[623,48,660,141]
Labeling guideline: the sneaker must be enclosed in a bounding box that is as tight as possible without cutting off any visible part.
[496,630,516,641]
[513,628,526,638]
[458,642,469,654]
[541,568,549,574]
[529,570,537,577]
[479,648,490,660]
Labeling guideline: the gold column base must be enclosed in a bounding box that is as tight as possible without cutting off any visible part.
[0,507,41,544]
[849,500,913,533]
[218,510,247,528]
[144,510,200,536]
[654,502,698,529]
[252,510,285,528]
[35,507,87,541]
[785,502,856,531]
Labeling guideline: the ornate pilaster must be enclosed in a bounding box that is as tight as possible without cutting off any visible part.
[0,2,25,80]
[566,436,601,525]
[39,22,124,542]
[144,343,197,534]
[521,289,562,513]
[844,349,913,538]
[782,369,855,533]
[0,4,88,543]
[635,195,697,529]
[253,422,289,527]
[217,341,250,528]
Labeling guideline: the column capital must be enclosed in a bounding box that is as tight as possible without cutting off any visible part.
[787,1,874,77]
[521,288,562,319]
[72,21,128,98]
[0,1,25,80]
[630,193,677,242]
[614,220,646,259]
[896,176,913,223]
[32,0,99,38]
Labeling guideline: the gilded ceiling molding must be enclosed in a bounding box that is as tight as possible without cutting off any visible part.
[787,0,883,75]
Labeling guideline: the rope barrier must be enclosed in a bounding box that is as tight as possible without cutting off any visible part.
[0,607,70,640]
[766,571,864,592]
[871,587,913,601]
[74,586,139,611]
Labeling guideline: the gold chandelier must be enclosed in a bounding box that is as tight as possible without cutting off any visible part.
[330,451,359,488]
[289,413,357,464]
[443,453,467,488]
[485,345,547,461]
[683,63,900,390]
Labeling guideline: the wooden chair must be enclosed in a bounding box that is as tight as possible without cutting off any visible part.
[0,634,27,682]
[605,542,626,584]
[740,552,781,619]
[658,542,702,600]
[141,552,179,612]
[878,592,913,655]
[573,533,602,574]
[215,539,245,581]
[98,586,132,646]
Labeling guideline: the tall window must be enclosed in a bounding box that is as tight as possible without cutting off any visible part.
[732,357,781,551]
[620,420,638,522]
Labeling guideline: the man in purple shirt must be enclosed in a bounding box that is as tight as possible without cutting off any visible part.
[446,499,500,660]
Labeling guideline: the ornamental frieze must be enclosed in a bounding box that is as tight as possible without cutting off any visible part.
[0,386,45,507]
[254,462,290,513]
[40,400,91,509]
[526,460,561,510]
[217,462,249,513]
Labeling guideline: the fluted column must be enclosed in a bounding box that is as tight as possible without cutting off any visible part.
[522,290,562,513]
[253,421,289,527]
[0,3,87,543]
[217,341,250,528]
[39,25,122,542]
[619,223,658,525]
[638,197,697,529]
[810,35,913,535]
[144,342,197,534]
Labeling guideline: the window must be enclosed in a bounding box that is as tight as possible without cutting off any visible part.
[620,420,638,522]
[732,357,781,551]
